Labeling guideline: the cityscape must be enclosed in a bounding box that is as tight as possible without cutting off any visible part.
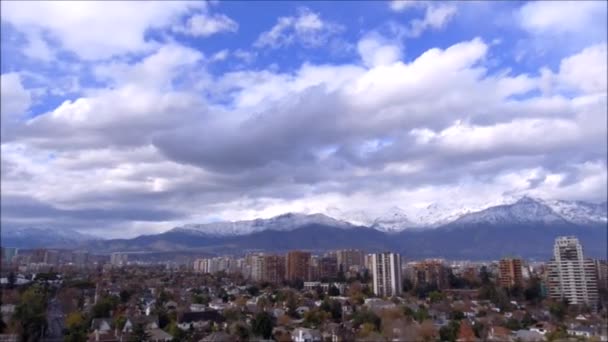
[1,236,607,341]
[1,0,607,341]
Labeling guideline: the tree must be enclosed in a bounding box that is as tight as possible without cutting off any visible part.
[352,309,381,331]
[251,312,274,339]
[450,310,465,321]
[231,322,250,341]
[303,309,328,328]
[13,286,47,342]
[247,286,259,297]
[439,320,460,342]
[128,323,150,342]
[7,272,16,289]
[119,289,132,303]
[549,299,568,321]
[328,285,340,297]
[402,278,413,292]
[524,277,543,304]
[429,291,445,303]
[91,296,119,318]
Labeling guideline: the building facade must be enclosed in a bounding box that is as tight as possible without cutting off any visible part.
[499,258,524,288]
[286,251,311,281]
[371,252,402,297]
[335,249,365,271]
[547,236,598,306]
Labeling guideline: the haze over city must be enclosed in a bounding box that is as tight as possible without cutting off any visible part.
[1,1,606,239]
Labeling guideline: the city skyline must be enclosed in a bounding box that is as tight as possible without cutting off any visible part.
[1,1,606,237]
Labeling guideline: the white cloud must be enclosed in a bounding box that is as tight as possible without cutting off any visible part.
[558,44,607,94]
[173,12,238,37]
[518,1,606,35]
[389,0,419,12]
[254,7,343,48]
[389,1,458,37]
[357,33,402,68]
[0,1,204,60]
[2,35,606,235]
[1,73,31,119]
[407,3,458,37]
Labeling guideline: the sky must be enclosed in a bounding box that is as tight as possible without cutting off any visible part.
[1,1,607,238]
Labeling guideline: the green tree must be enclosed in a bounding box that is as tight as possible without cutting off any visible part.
[13,286,48,342]
[91,296,119,318]
[251,312,274,339]
[352,309,381,331]
[549,299,568,321]
[328,285,340,297]
[439,320,460,342]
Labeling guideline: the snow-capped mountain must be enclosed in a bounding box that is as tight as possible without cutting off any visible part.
[371,207,415,233]
[451,196,568,225]
[325,207,375,226]
[170,213,355,237]
[539,199,607,225]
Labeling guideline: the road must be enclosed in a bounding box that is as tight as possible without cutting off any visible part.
[43,297,65,342]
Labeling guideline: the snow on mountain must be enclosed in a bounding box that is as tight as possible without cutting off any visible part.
[170,213,355,237]
[171,196,607,237]
[325,207,375,226]
[371,206,415,233]
[539,199,607,225]
[451,196,568,225]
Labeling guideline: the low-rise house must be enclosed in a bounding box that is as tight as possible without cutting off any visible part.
[567,326,595,339]
[512,329,545,342]
[292,327,322,342]
[177,310,224,331]
[190,304,207,312]
[91,318,113,333]
[123,315,159,333]
[487,326,512,342]
[87,330,120,342]
[146,328,173,342]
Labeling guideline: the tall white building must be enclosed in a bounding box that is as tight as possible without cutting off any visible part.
[370,252,402,297]
[110,253,128,267]
[547,236,598,307]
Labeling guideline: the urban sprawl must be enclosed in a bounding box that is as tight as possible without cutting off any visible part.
[0,236,607,341]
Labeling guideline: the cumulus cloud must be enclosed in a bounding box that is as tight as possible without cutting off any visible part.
[0,3,606,237]
[254,7,344,48]
[389,1,458,37]
[173,12,238,37]
[0,1,204,60]
[518,1,606,35]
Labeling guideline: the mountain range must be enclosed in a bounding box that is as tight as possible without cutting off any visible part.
[2,196,606,259]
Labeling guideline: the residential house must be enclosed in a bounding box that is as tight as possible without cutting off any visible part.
[177,310,224,331]
[292,327,322,342]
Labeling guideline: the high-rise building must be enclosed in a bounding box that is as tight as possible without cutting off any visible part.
[1,247,18,264]
[110,253,128,267]
[262,255,286,284]
[317,256,338,280]
[44,250,60,266]
[371,252,402,297]
[30,249,47,263]
[336,249,365,271]
[412,259,449,290]
[547,236,598,306]
[499,258,524,288]
[593,259,608,290]
[250,254,265,281]
[73,250,89,268]
[286,251,311,281]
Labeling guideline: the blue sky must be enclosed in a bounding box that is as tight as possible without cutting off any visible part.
[1,1,606,237]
